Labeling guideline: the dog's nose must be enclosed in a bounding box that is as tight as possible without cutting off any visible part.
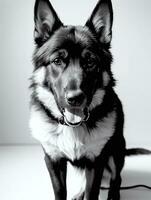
[66,90,85,106]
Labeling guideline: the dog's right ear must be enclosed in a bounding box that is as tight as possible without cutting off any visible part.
[34,0,63,46]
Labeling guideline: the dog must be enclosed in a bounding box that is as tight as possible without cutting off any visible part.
[29,0,150,199]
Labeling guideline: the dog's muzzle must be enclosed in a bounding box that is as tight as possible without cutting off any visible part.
[65,90,86,107]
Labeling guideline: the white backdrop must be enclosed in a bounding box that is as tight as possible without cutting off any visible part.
[0,0,151,146]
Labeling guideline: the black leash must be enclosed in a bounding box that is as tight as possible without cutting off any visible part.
[101,184,151,190]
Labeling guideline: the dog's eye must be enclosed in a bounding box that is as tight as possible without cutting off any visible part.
[53,58,63,66]
[85,57,97,70]
[87,58,95,67]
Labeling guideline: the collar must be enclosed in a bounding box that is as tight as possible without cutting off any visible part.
[58,107,90,128]
[37,98,90,128]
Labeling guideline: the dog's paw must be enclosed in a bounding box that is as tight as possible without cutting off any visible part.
[72,191,84,200]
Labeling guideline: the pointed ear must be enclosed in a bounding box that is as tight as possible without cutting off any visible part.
[34,0,63,46]
[86,0,113,45]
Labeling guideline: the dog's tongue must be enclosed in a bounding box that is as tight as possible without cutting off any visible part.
[64,108,85,125]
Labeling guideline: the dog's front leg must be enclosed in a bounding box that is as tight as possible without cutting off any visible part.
[44,153,67,200]
[84,160,104,200]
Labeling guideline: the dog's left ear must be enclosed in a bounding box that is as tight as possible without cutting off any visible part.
[86,0,113,45]
[34,0,63,46]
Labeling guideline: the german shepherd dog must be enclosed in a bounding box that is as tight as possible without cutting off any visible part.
[29,0,150,200]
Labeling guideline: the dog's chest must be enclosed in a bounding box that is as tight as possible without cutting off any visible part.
[30,108,116,161]
[53,120,114,161]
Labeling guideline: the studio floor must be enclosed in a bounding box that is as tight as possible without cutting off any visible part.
[0,145,151,200]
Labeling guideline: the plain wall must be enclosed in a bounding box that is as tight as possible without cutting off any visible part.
[0,0,151,146]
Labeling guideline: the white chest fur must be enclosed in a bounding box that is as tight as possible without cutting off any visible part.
[29,106,116,161]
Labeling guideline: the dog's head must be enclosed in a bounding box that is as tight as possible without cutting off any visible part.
[33,0,115,126]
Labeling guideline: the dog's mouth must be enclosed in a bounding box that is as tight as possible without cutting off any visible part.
[62,107,90,127]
